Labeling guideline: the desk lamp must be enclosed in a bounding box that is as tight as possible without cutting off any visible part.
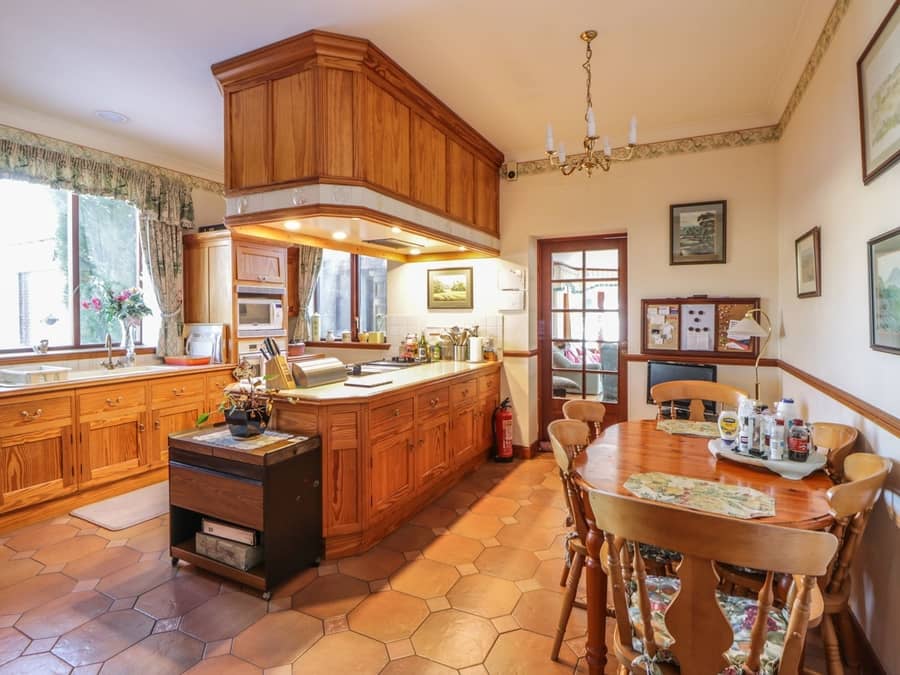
[726,309,772,401]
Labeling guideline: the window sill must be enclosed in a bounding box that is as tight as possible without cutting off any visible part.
[0,346,156,366]
[305,341,392,350]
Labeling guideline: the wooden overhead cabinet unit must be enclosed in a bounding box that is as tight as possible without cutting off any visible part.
[212,30,503,241]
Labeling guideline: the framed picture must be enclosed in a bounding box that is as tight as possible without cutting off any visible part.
[795,226,822,298]
[868,226,900,354]
[669,200,727,265]
[857,1,900,184]
[427,267,473,309]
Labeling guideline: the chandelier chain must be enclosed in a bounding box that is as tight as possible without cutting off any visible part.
[583,39,593,126]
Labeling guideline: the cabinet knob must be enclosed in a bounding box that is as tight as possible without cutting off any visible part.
[106,396,123,406]
[20,408,43,419]
[429,398,438,407]
[138,423,146,432]
[154,420,161,430]
[393,408,400,417]
[172,387,186,396]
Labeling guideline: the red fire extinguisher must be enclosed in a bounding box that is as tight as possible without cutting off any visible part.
[493,397,514,462]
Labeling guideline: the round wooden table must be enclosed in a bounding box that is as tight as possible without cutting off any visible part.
[572,419,835,675]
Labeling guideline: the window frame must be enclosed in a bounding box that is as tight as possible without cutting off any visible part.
[313,251,386,342]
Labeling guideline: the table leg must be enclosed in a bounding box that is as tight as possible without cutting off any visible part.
[584,513,608,674]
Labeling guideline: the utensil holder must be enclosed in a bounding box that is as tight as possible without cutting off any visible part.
[264,355,295,390]
[452,345,468,361]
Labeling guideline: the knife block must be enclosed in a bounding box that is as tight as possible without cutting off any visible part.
[263,355,295,390]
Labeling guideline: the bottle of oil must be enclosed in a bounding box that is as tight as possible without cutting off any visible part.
[417,332,428,362]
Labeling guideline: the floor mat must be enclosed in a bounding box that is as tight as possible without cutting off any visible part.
[70,481,168,530]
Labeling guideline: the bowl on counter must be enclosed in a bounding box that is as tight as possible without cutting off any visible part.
[163,356,211,366]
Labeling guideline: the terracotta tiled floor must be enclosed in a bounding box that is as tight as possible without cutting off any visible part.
[0,455,829,674]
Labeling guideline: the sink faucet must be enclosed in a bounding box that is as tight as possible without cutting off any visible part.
[100,334,122,370]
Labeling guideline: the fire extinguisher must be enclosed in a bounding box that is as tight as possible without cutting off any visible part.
[493,397,514,462]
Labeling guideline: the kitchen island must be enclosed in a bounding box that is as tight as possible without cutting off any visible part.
[269,360,502,558]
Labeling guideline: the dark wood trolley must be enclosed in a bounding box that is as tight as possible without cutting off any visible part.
[168,427,322,599]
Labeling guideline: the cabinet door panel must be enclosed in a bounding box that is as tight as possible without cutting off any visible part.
[370,428,413,517]
[450,405,475,465]
[416,416,450,488]
[411,114,447,211]
[80,413,146,486]
[324,407,362,535]
[228,83,269,190]
[207,243,234,325]
[1,427,75,513]
[183,246,209,324]
[235,242,287,284]
[362,80,410,196]
[447,139,475,223]
[152,402,204,467]
[272,70,317,183]
[478,396,496,453]
[320,68,356,178]
[473,156,499,235]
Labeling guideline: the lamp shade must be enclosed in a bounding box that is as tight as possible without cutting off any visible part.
[727,315,769,339]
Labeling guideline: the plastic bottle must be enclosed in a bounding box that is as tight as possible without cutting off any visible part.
[788,420,810,462]
[770,415,786,461]
[717,409,739,448]
[737,397,755,454]
[755,408,772,458]
[777,398,799,436]
[310,313,321,342]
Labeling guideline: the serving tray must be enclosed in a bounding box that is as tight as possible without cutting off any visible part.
[707,438,826,480]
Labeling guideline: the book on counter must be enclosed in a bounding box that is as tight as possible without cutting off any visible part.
[201,517,257,546]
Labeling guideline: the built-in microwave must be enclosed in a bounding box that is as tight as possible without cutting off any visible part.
[237,296,284,335]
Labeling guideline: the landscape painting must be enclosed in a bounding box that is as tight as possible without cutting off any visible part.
[869,227,900,354]
[795,226,822,298]
[858,1,900,183]
[427,267,473,309]
[670,200,727,265]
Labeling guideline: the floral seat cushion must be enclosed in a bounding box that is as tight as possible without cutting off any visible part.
[627,575,789,675]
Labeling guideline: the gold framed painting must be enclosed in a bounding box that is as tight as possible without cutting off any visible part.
[427,267,473,309]
[795,226,822,298]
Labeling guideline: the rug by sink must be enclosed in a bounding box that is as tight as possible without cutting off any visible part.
[71,481,168,530]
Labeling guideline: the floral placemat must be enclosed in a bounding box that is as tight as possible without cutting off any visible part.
[624,471,775,519]
[656,419,721,438]
[193,429,296,450]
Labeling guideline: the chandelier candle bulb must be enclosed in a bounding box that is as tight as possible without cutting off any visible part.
[546,123,554,151]
[586,107,596,137]
[558,142,567,163]
[603,136,612,157]
[629,115,638,145]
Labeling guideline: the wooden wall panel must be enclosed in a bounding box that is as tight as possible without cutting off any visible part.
[447,139,475,223]
[473,156,499,235]
[320,68,356,177]
[410,114,447,212]
[272,70,317,183]
[228,83,269,190]
[362,80,410,197]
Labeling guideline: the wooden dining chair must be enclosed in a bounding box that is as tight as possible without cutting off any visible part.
[811,422,859,482]
[650,380,747,421]
[546,418,592,662]
[562,399,607,440]
[587,488,838,675]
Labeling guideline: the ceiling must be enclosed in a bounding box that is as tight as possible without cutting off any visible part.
[0,1,832,182]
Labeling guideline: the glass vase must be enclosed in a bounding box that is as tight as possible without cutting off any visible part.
[119,317,138,366]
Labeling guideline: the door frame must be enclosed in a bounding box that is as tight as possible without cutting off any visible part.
[537,233,628,439]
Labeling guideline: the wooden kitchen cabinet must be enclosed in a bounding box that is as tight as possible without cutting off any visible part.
[362,79,411,197]
[271,70,317,184]
[286,246,299,317]
[411,114,447,211]
[149,374,207,467]
[450,402,476,465]
[474,156,500,236]
[369,427,414,517]
[447,139,475,224]
[235,241,287,285]
[415,414,450,488]
[227,83,269,190]
[183,233,232,326]
[78,411,148,488]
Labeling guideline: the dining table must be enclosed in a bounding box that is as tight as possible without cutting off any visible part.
[572,419,835,675]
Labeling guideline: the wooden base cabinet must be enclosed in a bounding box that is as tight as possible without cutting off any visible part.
[78,412,148,488]
[370,428,414,517]
[416,415,450,488]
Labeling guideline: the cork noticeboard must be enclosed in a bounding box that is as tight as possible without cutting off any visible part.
[641,297,760,359]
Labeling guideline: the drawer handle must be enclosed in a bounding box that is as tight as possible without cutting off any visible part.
[257,275,268,282]
[154,420,161,430]
[429,398,438,407]
[393,408,400,417]
[20,408,43,419]
[172,387,186,396]
[106,396,123,406]
[138,422,146,432]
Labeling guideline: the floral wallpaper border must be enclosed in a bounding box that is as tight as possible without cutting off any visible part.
[506,0,852,178]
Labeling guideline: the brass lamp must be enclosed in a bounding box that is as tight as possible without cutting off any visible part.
[726,309,772,401]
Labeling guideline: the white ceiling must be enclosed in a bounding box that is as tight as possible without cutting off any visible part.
[0,0,832,181]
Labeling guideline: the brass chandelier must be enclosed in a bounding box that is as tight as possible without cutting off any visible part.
[545,30,637,176]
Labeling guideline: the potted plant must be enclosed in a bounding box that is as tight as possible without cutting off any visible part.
[81,280,153,364]
[197,361,272,437]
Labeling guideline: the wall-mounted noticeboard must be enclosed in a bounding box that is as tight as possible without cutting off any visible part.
[641,296,761,359]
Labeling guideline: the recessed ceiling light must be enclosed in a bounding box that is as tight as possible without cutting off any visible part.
[352,217,361,222]
[391,227,402,234]
[458,246,467,251]
[332,231,348,240]
[284,220,301,231]
[95,110,129,124]
[408,248,421,256]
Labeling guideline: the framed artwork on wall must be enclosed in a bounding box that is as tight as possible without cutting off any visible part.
[868,226,900,354]
[427,267,473,309]
[669,200,727,265]
[857,0,900,184]
[795,226,822,298]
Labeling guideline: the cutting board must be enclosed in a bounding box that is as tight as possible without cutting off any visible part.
[344,375,393,388]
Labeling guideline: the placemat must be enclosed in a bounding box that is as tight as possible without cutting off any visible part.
[656,419,721,438]
[192,429,297,450]
[624,471,776,519]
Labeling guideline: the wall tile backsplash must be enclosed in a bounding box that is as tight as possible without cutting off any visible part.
[385,314,504,354]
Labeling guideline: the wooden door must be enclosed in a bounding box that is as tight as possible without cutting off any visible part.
[538,235,628,436]
[450,404,475,465]
[235,242,287,284]
[227,83,269,190]
[79,413,148,487]
[415,415,450,488]
[0,426,76,513]
[369,428,414,517]
[151,402,204,467]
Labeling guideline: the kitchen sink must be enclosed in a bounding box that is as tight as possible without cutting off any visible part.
[68,365,181,380]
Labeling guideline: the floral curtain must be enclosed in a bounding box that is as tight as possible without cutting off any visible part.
[291,245,323,342]
[140,220,185,356]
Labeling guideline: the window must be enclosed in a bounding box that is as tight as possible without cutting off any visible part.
[313,250,387,339]
[0,179,155,351]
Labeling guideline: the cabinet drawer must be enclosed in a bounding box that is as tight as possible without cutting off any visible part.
[417,386,449,415]
[0,393,72,429]
[450,380,476,408]
[78,384,146,416]
[370,397,413,436]
[151,376,205,406]
[206,372,234,398]
[170,462,263,530]
[478,372,500,397]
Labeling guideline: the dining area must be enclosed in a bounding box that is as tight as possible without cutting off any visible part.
[550,384,891,675]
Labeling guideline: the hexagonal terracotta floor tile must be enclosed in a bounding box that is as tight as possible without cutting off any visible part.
[31,534,108,566]
[5,524,77,552]
[447,574,521,618]
[379,525,436,553]
[348,590,429,642]
[411,609,497,670]
[528,487,566,508]
[94,560,177,599]
[409,506,457,529]
[469,495,520,517]
[232,610,322,668]
[0,573,75,615]
[434,489,478,511]
[184,654,261,674]
[495,523,558,551]
[512,589,587,640]
[474,546,540,581]
[423,533,484,566]
[380,655,457,675]
[448,512,503,540]
[134,573,220,619]
[291,573,369,619]
[0,652,71,674]
[390,558,459,599]
[62,546,141,580]
[533,559,570,594]
[515,505,568,529]
[124,527,169,553]
[0,558,42,590]
[291,629,387,673]
[338,547,405,581]
[484,629,577,674]
[488,482,533,501]
[0,627,29,666]
[98,630,203,675]
[180,591,267,643]
[15,590,111,639]
[51,609,153,667]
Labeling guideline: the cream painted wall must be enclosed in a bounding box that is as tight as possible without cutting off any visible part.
[774,0,900,669]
